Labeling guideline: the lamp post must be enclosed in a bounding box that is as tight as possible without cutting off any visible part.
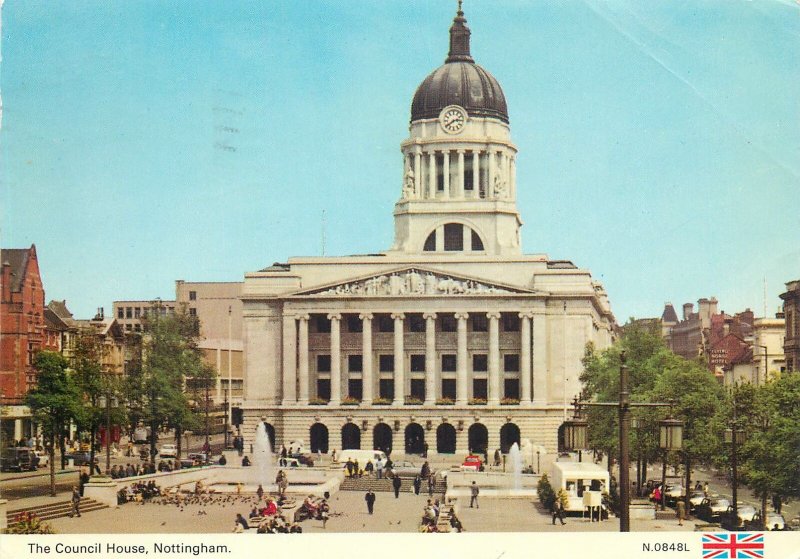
[563,352,683,532]
[724,398,746,522]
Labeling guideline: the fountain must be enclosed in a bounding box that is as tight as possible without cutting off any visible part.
[508,443,522,491]
[249,422,277,490]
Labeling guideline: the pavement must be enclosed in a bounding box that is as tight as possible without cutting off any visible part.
[39,487,698,534]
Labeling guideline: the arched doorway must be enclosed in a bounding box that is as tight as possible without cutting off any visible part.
[262,422,276,450]
[341,423,361,450]
[310,423,329,454]
[500,422,521,454]
[468,423,488,455]
[436,423,457,454]
[405,423,425,454]
[373,423,393,454]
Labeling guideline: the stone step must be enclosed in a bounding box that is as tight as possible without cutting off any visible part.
[339,478,447,493]
[7,498,108,525]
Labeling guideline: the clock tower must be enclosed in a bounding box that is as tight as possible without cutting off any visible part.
[391,4,522,257]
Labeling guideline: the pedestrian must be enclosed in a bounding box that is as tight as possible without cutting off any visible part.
[69,486,81,518]
[392,474,402,498]
[676,499,686,526]
[256,484,264,501]
[235,513,249,530]
[364,460,374,477]
[494,448,501,467]
[353,459,360,478]
[772,494,782,514]
[365,489,376,515]
[428,475,435,497]
[346,458,354,477]
[376,457,384,479]
[281,444,287,459]
[469,481,480,509]
[422,442,428,458]
[552,497,566,525]
[331,449,337,462]
[420,461,430,479]
[413,475,422,495]
[79,468,90,497]
[703,482,709,497]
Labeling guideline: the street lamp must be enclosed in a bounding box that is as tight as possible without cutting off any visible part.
[564,352,683,532]
[658,415,683,510]
[97,394,118,474]
[724,401,746,522]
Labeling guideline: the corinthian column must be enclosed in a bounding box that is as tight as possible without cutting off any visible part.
[428,152,436,199]
[487,312,501,405]
[532,312,548,405]
[443,151,451,199]
[457,150,465,198]
[297,314,310,404]
[423,312,437,405]
[392,313,405,405]
[414,149,422,198]
[455,312,469,405]
[519,312,534,405]
[328,313,341,405]
[281,315,297,405]
[360,313,373,404]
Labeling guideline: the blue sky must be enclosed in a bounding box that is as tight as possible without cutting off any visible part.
[2,0,799,322]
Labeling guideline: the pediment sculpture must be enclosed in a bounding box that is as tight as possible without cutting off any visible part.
[305,269,520,297]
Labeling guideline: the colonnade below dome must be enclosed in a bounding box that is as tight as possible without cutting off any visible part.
[400,147,516,202]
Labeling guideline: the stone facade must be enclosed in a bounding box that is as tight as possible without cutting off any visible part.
[780,279,800,372]
[240,8,616,456]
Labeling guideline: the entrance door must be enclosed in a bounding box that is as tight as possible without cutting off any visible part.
[468,423,488,455]
[404,423,425,454]
[436,423,456,454]
[373,423,393,454]
[341,423,361,450]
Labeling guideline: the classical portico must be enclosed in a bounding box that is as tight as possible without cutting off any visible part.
[240,5,615,457]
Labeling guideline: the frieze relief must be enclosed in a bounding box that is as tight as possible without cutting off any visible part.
[304,269,520,297]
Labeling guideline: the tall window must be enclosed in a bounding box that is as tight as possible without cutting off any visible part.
[189,291,197,301]
[473,354,488,372]
[444,223,463,251]
[441,354,456,372]
[379,355,394,372]
[378,315,394,332]
[436,154,444,192]
[379,379,394,400]
[503,313,520,332]
[464,156,474,191]
[441,379,456,400]
[346,315,362,333]
[471,314,488,332]
[348,355,362,372]
[410,355,426,372]
[504,354,520,372]
[317,355,331,373]
[315,315,331,333]
[472,378,488,400]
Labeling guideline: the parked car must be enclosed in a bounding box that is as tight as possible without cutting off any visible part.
[745,511,786,531]
[187,452,209,463]
[720,504,758,531]
[159,444,178,459]
[696,497,731,522]
[460,455,484,472]
[1,447,37,472]
[664,484,685,504]
[386,460,429,478]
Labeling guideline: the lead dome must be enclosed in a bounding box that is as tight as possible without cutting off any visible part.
[410,5,509,124]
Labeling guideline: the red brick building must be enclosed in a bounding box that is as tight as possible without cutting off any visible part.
[1,244,52,443]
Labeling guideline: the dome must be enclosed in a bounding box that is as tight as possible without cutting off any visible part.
[410,5,509,124]
[411,62,508,123]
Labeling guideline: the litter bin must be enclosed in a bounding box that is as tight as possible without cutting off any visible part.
[68,458,75,467]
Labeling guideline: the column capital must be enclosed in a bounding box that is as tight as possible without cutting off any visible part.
[295,313,310,321]
[327,313,341,321]
[454,312,470,320]
[486,311,502,320]
[423,312,438,320]
[456,148,466,154]
[391,312,406,321]
[518,311,535,320]
[358,312,374,321]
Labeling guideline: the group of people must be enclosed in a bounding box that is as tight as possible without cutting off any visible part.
[235,512,303,533]
[419,499,463,532]
[116,480,162,505]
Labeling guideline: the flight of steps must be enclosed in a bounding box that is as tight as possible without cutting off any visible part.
[339,476,447,494]
[6,497,108,526]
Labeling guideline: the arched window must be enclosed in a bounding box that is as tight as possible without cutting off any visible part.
[423,223,485,253]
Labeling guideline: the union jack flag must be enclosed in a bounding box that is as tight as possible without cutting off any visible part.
[702,533,764,559]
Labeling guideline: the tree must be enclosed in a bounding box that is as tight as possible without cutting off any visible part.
[537,473,556,509]
[26,351,81,496]
[71,332,104,473]
[738,373,800,523]
[131,303,216,460]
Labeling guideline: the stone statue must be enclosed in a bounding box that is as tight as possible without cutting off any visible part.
[402,168,415,199]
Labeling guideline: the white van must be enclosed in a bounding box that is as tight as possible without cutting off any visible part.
[336,449,387,469]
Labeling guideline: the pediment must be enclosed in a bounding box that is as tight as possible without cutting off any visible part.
[292,267,534,298]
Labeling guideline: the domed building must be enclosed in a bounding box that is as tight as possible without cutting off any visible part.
[240,6,615,457]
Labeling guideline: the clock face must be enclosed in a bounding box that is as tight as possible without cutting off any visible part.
[440,106,467,134]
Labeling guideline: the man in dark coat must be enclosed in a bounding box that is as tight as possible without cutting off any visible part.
[69,486,81,517]
[392,474,402,498]
[365,489,376,514]
[413,475,422,495]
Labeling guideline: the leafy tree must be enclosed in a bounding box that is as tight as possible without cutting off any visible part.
[71,332,104,472]
[130,303,216,460]
[26,351,81,496]
[738,373,800,523]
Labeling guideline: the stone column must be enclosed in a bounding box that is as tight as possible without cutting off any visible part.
[392,313,405,405]
[328,313,341,405]
[414,148,422,198]
[472,151,481,198]
[487,312,501,405]
[360,312,373,404]
[443,151,451,199]
[455,312,469,405]
[532,313,548,405]
[423,312,437,404]
[457,150,465,198]
[281,315,297,405]
[428,152,436,198]
[488,149,496,198]
[519,312,534,405]
[509,155,516,200]
[297,314,310,404]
